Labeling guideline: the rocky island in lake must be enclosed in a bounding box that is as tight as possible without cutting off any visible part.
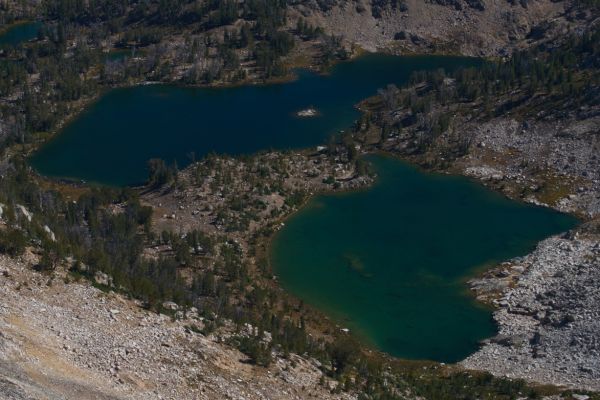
[296,107,319,117]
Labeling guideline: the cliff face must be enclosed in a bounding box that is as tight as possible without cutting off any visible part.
[289,0,594,55]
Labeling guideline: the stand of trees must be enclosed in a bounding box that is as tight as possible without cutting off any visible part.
[364,26,600,158]
[405,27,600,113]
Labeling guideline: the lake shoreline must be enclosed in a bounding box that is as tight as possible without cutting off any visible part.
[15,37,598,392]
[30,53,480,185]
[351,72,600,390]
[0,19,37,34]
[139,141,582,361]
[269,152,577,362]
[29,62,587,356]
[23,49,366,185]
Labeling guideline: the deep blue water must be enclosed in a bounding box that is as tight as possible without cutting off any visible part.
[31,54,480,185]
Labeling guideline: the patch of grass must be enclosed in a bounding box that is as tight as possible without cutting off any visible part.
[534,173,577,207]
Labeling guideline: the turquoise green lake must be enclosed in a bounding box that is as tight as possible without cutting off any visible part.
[31,54,479,186]
[0,21,40,47]
[271,155,578,362]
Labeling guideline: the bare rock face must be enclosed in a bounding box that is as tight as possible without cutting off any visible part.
[462,234,600,391]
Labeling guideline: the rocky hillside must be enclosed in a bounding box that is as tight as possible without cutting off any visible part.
[0,253,353,400]
[291,0,597,55]
[463,229,600,391]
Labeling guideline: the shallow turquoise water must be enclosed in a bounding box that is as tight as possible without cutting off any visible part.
[30,54,479,186]
[271,155,578,362]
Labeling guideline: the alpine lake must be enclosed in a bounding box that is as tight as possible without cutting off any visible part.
[0,21,41,47]
[29,53,579,362]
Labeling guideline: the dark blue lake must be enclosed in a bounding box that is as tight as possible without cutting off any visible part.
[31,54,479,185]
